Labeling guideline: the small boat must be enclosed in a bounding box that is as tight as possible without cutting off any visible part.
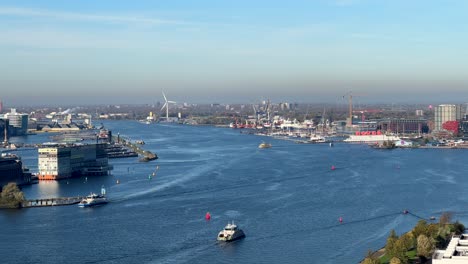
[217,222,245,242]
[78,193,108,207]
[258,142,272,149]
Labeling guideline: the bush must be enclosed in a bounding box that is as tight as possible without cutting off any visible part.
[0,183,25,208]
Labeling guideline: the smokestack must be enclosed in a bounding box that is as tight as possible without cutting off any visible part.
[0,99,3,113]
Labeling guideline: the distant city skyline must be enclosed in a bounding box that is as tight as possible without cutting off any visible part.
[1,0,468,105]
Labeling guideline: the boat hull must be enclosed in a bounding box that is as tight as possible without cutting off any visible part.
[78,200,108,207]
[217,230,246,242]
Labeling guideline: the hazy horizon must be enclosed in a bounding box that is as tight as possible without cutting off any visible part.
[1,0,468,106]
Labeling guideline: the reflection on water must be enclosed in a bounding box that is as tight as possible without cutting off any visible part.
[36,181,60,198]
[2,121,468,264]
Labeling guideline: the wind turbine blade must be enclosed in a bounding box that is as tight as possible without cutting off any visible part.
[160,103,167,111]
[162,91,167,102]
[168,101,176,104]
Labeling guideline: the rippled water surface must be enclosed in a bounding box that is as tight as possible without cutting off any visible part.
[2,121,468,263]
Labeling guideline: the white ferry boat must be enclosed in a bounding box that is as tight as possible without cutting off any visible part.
[258,142,272,149]
[344,131,400,144]
[217,222,245,242]
[78,186,107,207]
[310,134,326,143]
[78,193,108,207]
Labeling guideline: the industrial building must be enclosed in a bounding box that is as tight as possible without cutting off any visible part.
[38,143,112,180]
[378,118,429,134]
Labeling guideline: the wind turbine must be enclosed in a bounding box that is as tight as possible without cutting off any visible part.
[161,91,176,121]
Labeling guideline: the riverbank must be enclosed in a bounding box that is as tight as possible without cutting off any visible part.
[361,217,465,264]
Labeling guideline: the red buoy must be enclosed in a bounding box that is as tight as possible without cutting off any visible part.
[331,165,336,171]
[205,212,211,221]
[339,216,343,223]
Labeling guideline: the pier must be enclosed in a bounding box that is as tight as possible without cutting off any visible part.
[22,196,85,208]
[112,135,158,162]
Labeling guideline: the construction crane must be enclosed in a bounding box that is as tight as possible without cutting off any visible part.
[343,91,367,127]
[343,91,353,127]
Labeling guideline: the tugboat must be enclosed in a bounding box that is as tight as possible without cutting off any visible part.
[258,142,272,149]
[217,221,245,242]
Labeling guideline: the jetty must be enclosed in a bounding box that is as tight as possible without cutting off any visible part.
[22,196,85,208]
[112,135,158,162]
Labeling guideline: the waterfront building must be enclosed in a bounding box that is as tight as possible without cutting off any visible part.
[461,110,468,139]
[416,109,424,116]
[0,153,31,188]
[378,118,428,134]
[2,108,28,136]
[434,104,463,132]
[38,143,111,180]
[0,119,7,144]
[433,234,468,263]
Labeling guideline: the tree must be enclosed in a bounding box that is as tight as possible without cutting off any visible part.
[393,239,409,264]
[386,229,399,259]
[362,250,379,264]
[399,232,414,251]
[452,221,465,235]
[417,234,434,262]
[439,212,453,226]
[0,183,25,208]
[390,257,402,264]
[1,183,24,201]
[412,220,428,239]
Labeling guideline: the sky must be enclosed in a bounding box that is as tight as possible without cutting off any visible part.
[1,0,468,105]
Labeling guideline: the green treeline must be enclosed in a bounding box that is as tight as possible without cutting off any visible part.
[363,212,464,264]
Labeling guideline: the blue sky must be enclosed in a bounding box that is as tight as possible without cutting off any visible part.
[1,0,468,105]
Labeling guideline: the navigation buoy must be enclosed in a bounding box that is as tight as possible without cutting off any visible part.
[205,212,211,221]
[339,216,343,223]
[116,179,120,184]
[331,165,336,171]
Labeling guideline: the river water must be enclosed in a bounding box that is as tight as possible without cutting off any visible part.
[2,120,468,263]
